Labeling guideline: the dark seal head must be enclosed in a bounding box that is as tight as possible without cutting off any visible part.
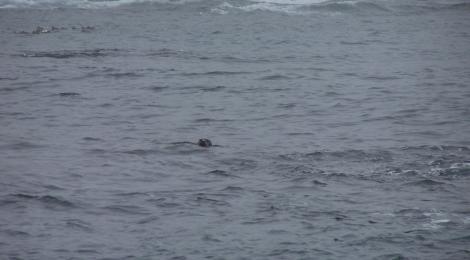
[197,138,212,147]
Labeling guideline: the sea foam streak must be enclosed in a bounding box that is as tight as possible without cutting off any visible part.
[0,0,334,9]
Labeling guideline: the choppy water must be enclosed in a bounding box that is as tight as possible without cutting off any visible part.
[1,0,470,259]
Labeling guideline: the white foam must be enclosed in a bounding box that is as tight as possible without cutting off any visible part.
[0,0,334,9]
[0,0,203,8]
[248,0,328,5]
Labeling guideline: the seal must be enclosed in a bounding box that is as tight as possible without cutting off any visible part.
[197,138,212,147]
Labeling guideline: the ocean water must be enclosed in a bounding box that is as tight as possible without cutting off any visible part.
[1,0,470,259]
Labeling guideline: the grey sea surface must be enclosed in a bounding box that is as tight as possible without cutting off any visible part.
[1,0,470,259]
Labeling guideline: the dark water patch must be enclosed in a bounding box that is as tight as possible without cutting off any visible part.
[303,1,390,14]
[82,137,103,142]
[0,198,20,207]
[0,85,30,92]
[192,194,230,207]
[200,85,226,92]
[105,72,143,79]
[218,55,272,64]
[102,205,150,215]
[325,91,343,98]
[363,75,400,81]
[58,92,81,97]
[0,141,44,150]
[340,41,368,46]
[179,71,251,77]
[18,48,122,59]
[147,48,195,59]
[120,148,161,156]
[241,217,278,225]
[66,219,93,232]
[445,3,470,11]
[148,85,170,92]
[312,180,328,186]
[394,2,470,14]
[115,191,149,197]
[404,179,447,186]
[43,184,66,191]
[201,234,221,243]
[204,170,240,178]
[286,132,314,136]
[216,158,258,171]
[193,117,234,123]
[9,194,75,208]
[267,248,308,257]
[401,145,470,152]
[220,186,244,192]
[148,197,181,208]
[163,142,212,155]
[38,195,75,208]
[299,210,348,221]
[258,74,298,80]
[137,216,159,224]
[372,253,409,260]
[75,249,100,255]
[0,229,30,237]
[87,148,110,155]
[0,77,18,81]
[451,235,470,242]
[280,149,393,163]
[273,164,324,179]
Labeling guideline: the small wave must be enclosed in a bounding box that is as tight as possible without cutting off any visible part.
[301,1,390,14]
[1,0,468,16]
[200,85,226,92]
[0,76,18,81]
[179,71,251,77]
[401,145,470,152]
[121,148,161,156]
[205,170,240,178]
[340,41,368,45]
[163,142,212,155]
[258,74,296,80]
[452,235,470,241]
[58,92,81,97]
[390,2,470,14]
[193,194,230,206]
[434,163,470,177]
[280,149,393,163]
[147,48,198,59]
[363,75,400,81]
[102,205,150,215]
[82,137,103,142]
[0,141,44,150]
[0,85,29,92]
[148,85,170,92]
[18,48,122,59]
[404,179,447,186]
[372,254,409,260]
[10,193,76,208]
[0,0,186,9]
[104,72,143,78]
[193,117,234,123]
[1,229,30,237]
[136,216,160,224]
[66,219,93,232]
[221,186,244,192]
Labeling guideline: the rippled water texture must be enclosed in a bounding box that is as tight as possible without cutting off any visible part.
[1,0,470,259]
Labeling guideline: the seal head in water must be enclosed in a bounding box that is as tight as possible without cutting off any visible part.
[198,138,212,147]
